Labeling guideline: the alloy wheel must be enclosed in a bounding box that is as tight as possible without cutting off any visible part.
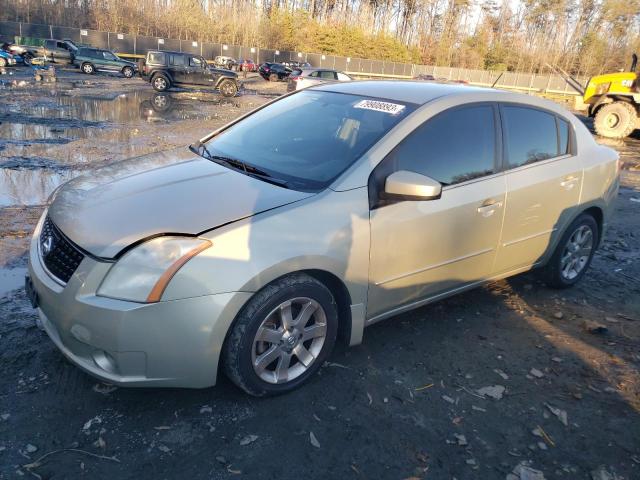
[154,77,167,90]
[251,297,327,384]
[560,225,593,280]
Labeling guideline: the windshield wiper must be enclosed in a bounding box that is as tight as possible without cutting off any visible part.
[189,141,289,189]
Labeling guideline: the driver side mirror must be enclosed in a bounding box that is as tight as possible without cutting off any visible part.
[384,170,442,201]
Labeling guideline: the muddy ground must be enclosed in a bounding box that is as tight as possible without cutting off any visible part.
[0,66,639,480]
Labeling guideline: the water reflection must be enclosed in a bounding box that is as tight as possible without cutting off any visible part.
[0,167,79,207]
[0,266,28,298]
[0,89,241,207]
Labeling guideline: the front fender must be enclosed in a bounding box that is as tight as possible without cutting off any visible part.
[162,187,371,309]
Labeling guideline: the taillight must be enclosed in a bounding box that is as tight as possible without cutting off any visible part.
[290,76,301,81]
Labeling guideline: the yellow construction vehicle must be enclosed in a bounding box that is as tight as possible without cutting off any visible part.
[551,54,639,138]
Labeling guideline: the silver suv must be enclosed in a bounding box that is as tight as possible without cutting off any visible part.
[27,81,619,396]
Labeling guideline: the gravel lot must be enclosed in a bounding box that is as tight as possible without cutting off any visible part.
[0,66,639,480]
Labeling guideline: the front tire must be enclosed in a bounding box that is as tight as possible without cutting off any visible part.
[594,101,637,139]
[223,273,338,396]
[81,62,95,74]
[543,213,599,289]
[269,73,278,82]
[122,66,134,78]
[219,79,238,97]
[151,74,170,92]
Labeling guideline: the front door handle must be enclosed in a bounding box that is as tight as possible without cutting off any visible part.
[477,200,503,217]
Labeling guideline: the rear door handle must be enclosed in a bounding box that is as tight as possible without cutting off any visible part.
[477,200,503,217]
[560,176,579,190]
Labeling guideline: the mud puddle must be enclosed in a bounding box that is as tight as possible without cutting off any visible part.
[0,266,27,298]
[0,167,80,207]
[0,89,244,207]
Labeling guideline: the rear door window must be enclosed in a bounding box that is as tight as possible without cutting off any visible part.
[502,106,560,168]
[170,54,185,66]
[384,105,497,185]
[319,71,335,79]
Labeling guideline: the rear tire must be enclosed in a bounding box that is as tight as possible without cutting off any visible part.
[0,57,7,67]
[151,74,170,92]
[219,79,238,97]
[122,66,134,78]
[543,213,599,289]
[81,62,95,74]
[594,101,637,139]
[222,273,338,396]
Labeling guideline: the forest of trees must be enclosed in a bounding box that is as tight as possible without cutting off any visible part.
[2,0,639,76]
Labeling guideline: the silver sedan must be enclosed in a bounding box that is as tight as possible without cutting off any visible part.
[27,81,619,396]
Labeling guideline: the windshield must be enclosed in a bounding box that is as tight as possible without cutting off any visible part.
[202,90,415,191]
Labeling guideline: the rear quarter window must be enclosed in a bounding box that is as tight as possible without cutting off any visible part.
[558,117,571,155]
[147,52,166,65]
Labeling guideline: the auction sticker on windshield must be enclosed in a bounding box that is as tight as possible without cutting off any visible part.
[354,99,406,115]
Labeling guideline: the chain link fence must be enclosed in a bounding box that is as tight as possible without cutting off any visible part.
[1,20,584,95]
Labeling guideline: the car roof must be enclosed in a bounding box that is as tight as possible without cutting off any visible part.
[312,80,499,105]
[148,50,185,56]
[301,68,337,74]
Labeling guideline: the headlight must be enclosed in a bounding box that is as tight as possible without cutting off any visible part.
[97,236,211,302]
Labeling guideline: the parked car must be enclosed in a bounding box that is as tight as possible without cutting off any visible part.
[214,56,236,70]
[1,43,26,64]
[73,47,137,77]
[287,68,352,91]
[140,50,239,96]
[0,50,17,67]
[12,37,78,64]
[238,59,257,72]
[26,81,618,396]
[282,61,312,69]
[258,62,291,81]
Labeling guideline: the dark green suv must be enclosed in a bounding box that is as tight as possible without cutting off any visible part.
[140,50,239,97]
[74,47,137,77]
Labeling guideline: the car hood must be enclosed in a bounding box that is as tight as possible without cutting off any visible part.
[209,67,236,77]
[48,148,314,258]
